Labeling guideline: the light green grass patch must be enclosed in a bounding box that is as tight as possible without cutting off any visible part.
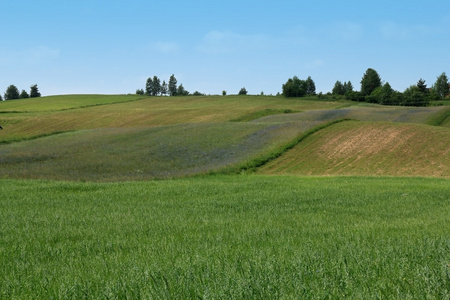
[0,94,145,112]
[0,176,448,298]
[0,95,347,143]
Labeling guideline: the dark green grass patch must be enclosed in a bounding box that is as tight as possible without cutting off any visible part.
[0,176,448,298]
[426,106,450,126]
[256,106,447,124]
[229,108,297,122]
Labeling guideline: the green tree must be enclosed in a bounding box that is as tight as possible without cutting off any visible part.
[145,77,153,96]
[360,68,382,96]
[161,81,168,96]
[168,74,177,96]
[343,81,353,93]
[305,76,316,95]
[4,84,20,100]
[0,94,2,101]
[332,80,345,95]
[30,84,41,98]
[428,88,441,101]
[222,90,227,96]
[432,72,449,99]
[366,87,381,103]
[403,85,429,106]
[378,82,393,105]
[177,84,189,96]
[390,91,403,105]
[282,76,306,97]
[136,89,144,95]
[152,76,161,96]
[20,89,30,99]
[416,78,428,94]
[238,87,248,95]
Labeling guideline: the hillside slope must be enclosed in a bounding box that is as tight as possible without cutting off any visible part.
[1,95,449,180]
[258,121,450,177]
[0,95,344,143]
[0,122,309,181]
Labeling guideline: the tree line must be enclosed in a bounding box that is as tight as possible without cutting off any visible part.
[136,74,191,97]
[137,74,253,97]
[283,69,449,107]
[343,68,449,106]
[1,84,41,101]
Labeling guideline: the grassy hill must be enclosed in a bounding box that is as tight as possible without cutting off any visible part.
[0,95,341,143]
[1,94,449,180]
[0,95,449,298]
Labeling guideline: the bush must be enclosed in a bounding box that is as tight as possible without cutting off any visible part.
[20,90,30,99]
[345,91,364,102]
[238,87,248,95]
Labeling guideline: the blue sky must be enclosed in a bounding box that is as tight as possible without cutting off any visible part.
[1,0,449,96]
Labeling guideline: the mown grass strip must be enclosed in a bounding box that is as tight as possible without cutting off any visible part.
[0,130,75,145]
[426,106,450,126]
[228,118,352,173]
[229,108,297,122]
[0,97,148,114]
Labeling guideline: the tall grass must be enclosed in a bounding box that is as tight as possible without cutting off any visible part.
[0,176,448,298]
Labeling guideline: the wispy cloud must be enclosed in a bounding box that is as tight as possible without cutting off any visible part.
[306,59,325,69]
[0,46,60,66]
[333,22,363,42]
[378,21,439,41]
[379,21,412,40]
[149,41,180,54]
[197,30,270,54]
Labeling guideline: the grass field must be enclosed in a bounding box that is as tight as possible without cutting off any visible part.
[0,94,449,298]
[0,176,449,299]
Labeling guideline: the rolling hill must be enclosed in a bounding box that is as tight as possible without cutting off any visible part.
[0,94,449,180]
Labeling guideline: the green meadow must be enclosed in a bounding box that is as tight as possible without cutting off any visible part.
[1,176,449,299]
[0,94,449,298]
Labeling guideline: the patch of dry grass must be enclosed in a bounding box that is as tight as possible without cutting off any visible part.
[258,121,450,177]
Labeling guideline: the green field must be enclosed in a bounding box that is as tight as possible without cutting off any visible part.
[1,95,449,179]
[0,94,449,298]
[1,176,449,299]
